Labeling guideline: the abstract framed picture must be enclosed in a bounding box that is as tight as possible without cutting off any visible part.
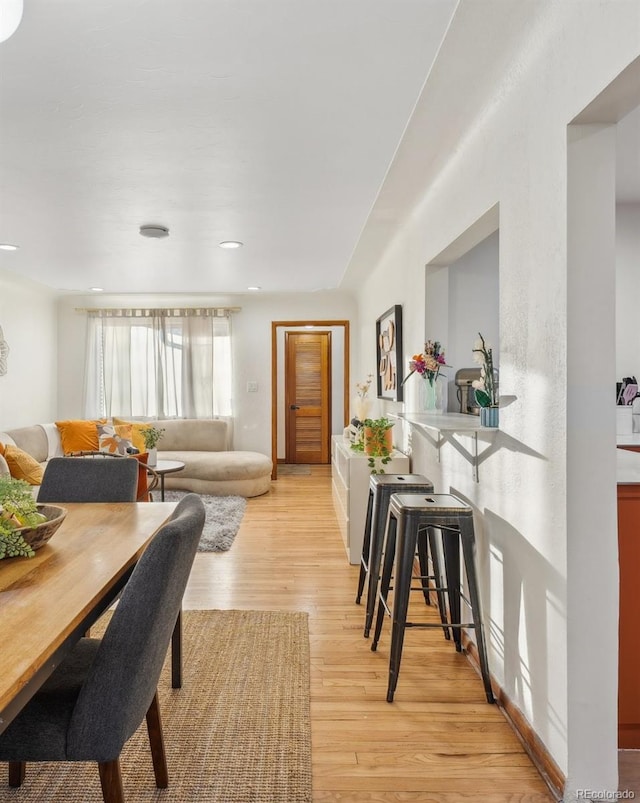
[376,305,403,402]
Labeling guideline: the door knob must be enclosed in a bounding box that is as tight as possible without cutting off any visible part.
[290,404,300,410]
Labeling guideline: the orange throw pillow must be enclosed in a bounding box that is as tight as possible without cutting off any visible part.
[0,442,44,485]
[55,419,105,454]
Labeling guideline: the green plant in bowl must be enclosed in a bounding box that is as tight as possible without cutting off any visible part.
[0,476,44,559]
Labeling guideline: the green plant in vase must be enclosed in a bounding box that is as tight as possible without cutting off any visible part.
[141,425,165,450]
[472,332,499,427]
[353,417,394,473]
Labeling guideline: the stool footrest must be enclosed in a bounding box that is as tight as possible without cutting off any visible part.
[404,621,477,629]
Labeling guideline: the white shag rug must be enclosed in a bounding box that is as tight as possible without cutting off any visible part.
[162,490,247,552]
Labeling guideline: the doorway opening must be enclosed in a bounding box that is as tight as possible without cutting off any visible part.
[271,320,350,480]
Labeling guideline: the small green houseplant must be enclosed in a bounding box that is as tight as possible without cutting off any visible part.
[141,425,165,451]
[0,476,45,559]
[351,417,394,474]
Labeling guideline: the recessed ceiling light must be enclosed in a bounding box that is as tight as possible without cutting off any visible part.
[219,240,243,249]
[247,286,261,291]
[89,287,104,292]
[140,224,169,238]
[0,243,19,251]
[0,0,23,44]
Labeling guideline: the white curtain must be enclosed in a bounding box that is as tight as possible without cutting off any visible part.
[84,308,233,422]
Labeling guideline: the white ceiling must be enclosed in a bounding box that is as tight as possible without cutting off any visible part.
[1,2,638,297]
[0,0,458,294]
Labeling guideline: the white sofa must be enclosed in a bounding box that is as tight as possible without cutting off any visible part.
[0,419,273,498]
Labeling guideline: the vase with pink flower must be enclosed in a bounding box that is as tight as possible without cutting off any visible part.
[402,340,447,411]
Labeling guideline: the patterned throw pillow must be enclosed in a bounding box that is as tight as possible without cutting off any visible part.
[112,417,149,454]
[97,423,134,456]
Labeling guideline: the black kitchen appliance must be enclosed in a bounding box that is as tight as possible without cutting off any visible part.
[455,368,482,415]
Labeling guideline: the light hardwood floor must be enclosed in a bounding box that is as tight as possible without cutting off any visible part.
[183,465,557,802]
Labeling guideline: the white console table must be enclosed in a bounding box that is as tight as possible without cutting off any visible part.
[331,435,410,565]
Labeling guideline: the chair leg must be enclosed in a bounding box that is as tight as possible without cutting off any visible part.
[442,528,462,652]
[371,514,397,651]
[356,490,374,604]
[386,512,416,703]
[460,519,494,704]
[427,527,451,641]
[146,691,169,788]
[8,761,25,787]
[171,610,182,689]
[417,532,431,605]
[364,505,390,638]
[98,759,125,803]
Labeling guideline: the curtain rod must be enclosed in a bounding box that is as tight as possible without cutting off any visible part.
[74,306,241,314]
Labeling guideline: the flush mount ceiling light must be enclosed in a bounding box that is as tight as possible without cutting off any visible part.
[219,240,243,249]
[0,0,23,43]
[140,224,169,238]
[0,243,19,251]
[247,286,261,291]
[89,287,104,292]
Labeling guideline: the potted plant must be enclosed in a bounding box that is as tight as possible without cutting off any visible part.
[472,332,499,427]
[0,476,45,559]
[357,417,395,474]
[141,425,165,467]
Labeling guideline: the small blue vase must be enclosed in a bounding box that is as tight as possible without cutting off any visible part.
[480,407,499,427]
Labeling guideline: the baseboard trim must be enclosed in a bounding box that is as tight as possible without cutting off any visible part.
[461,632,565,801]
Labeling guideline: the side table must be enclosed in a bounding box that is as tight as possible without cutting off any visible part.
[151,459,185,501]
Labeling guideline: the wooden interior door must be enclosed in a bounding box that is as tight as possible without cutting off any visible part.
[285,331,331,463]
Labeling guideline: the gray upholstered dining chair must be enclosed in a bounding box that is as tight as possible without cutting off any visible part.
[37,455,139,502]
[0,493,206,803]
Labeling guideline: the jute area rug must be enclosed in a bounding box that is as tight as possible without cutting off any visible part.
[0,610,312,803]
[163,491,247,552]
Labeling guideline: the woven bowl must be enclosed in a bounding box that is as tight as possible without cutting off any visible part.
[16,504,68,551]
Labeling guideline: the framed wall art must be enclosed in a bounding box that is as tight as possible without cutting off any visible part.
[376,305,403,402]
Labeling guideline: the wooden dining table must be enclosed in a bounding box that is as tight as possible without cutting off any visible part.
[0,501,178,736]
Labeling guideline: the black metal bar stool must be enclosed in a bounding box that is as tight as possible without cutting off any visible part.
[355,473,436,638]
[371,493,494,704]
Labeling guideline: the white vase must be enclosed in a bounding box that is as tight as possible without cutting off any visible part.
[353,397,371,422]
[147,447,157,467]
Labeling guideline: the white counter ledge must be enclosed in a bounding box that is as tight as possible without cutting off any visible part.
[391,411,499,482]
[393,410,492,432]
[617,447,640,484]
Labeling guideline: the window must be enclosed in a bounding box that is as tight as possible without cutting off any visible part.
[84,309,232,420]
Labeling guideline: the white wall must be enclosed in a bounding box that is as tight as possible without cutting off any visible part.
[424,230,500,412]
[57,290,356,457]
[342,1,640,795]
[0,267,59,428]
[616,203,640,378]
